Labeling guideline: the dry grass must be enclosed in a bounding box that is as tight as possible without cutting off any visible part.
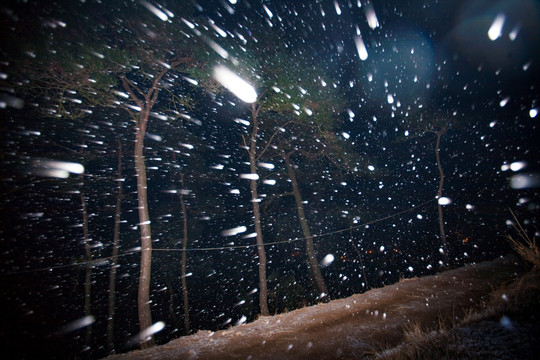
[369,213,540,360]
[372,273,540,359]
[372,313,467,360]
[506,210,540,270]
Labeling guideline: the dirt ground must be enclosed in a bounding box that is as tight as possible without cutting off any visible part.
[106,255,527,360]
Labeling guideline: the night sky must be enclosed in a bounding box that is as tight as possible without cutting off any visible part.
[1,0,539,359]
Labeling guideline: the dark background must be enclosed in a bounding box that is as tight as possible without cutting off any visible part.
[1,0,539,358]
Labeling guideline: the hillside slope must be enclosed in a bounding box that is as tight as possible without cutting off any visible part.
[106,255,527,360]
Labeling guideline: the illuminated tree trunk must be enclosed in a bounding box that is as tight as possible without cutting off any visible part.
[179,172,191,334]
[352,241,369,290]
[107,138,123,354]
[249,103,269,316]
[80,191,93,347]
[121,61,189,348]
[134,110,154,348]
[282,152,328,300]
[433,126,449,267]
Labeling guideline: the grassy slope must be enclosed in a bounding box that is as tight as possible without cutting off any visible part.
[106,254,531,360]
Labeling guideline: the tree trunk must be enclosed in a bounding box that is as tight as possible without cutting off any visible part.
[134,109,154,348]
[179,172,191,334]
[80,191,93,348]
[282,153,328,300]
[352,242,369,290]
[249,103,269,316]
[434,127,449,267]
[121,62,189,349]
[107,139,123,354]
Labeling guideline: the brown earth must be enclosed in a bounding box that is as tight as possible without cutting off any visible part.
[106,255,527,360]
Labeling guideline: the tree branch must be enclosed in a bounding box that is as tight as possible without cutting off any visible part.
[122,77,144,109]
[256,119,294,161]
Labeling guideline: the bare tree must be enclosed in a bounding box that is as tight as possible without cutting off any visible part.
[107,138,123,354]
[281,149,328,299]
[402,112,453,267]
[179,172,191,334]
[121,58,194,347]
[428,124,450,266]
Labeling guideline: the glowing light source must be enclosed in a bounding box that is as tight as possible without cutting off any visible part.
[55,316,95,335]
[263,4,273,18]
[221,226,247,237]
[365,4,379,29]
[257,162,275,169]
[213,65,257,103]
[125,321,166,347]
[354,35,368,60]
[510,161,527,172]
[510,173,540,189]
[139,1,168,21]
[320,254,335,267]
[334,1,341,15]
[31,159,85,178]
[437,197,452,205]
[239,173,259,180]
[488,13,505,41]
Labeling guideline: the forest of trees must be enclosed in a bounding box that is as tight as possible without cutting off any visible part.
[1,1,534,359]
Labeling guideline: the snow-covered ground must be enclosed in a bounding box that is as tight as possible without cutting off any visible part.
[106,255,533,360]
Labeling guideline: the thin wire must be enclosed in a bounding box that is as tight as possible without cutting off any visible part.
[3,198,437,274]
[157,197,437,251]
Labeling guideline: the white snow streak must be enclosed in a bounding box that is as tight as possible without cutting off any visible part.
[139,1,168,21]
[488,13,505,41]
[213,65,257,103]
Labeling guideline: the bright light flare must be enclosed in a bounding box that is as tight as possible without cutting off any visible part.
[221,226,247,237]
[334,1,342,15]
[126,321,165,347]
[239,173,259,180]
[510,173,540,189]
[510,161,527,172]
[488,13,505,41]
[509,26,520,41]
[181,18,195,29]
[32,159,85,178]
[55,315,95,335]
[354,35,368,60]
[236,315,247,326]
[320,254,335,267]
[139,0,168,21]
[257,162,275,169]
[437,197,452,205]
[113,90,129,98]
[234,118,250,126]
[263,4,273,18]
[365,4,379,29]
[213,65,257,103]
[206,39,229,59]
